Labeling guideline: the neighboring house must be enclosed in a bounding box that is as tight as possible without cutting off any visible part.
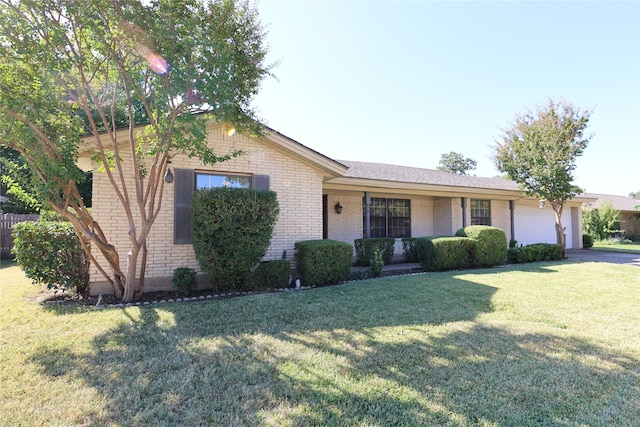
[78,121,594,294]
[585,193,640,238]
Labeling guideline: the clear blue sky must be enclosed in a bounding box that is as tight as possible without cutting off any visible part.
[252,1,640,197]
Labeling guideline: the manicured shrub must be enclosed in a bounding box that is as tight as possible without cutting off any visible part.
[403,236,447,263]
[370,247,384,277]
[402,238,420,263]
[172,267,198,296]
[456,225,507,267]
[413,237,437,269]
[253,260,291,290]
[583,234,594,249]
[354,238,394,266]
[506,243,563,264]
[191,187,279,293]
[294,239,353,286]
[12,220,89,295]
[429,237,475,271]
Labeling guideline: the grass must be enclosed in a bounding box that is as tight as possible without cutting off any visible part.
[591,242,640,254]
[1,260,639,426]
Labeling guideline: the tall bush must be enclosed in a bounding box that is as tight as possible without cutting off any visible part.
[455,225,507,267]
[294,240,353,286]
[12,220,89,295]
[354,238,394,266]
[191,188,279,293]
[582,201,620,241]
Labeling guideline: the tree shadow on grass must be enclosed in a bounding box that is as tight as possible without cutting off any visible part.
[27,265,640,426]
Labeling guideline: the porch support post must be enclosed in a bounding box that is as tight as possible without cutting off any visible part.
[509,200,515,243]
[461,197,467,228]
[364,191,371,238]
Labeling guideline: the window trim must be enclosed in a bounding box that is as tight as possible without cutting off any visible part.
[470,199,491,226]
[363,197,411,238]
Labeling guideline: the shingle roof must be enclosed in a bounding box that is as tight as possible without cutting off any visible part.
[586,193,640,212]
[338,160,522,192]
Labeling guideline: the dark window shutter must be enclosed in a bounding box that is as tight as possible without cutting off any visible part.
[174,169,195,244]
[253,175,270,190]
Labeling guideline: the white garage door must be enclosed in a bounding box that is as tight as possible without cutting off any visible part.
[514,204,575,248]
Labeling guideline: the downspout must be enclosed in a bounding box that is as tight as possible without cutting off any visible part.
[364,192,371,238]
[461,197,467,228]
[509,200,515,243]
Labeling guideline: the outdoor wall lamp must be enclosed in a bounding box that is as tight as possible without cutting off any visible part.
[164,161,174,183]
[334,202,343,214]
[539,199,546,209]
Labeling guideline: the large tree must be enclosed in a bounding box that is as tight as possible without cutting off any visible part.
[436,151,477,175]
[0,0,272,301]
[493,100,592,257]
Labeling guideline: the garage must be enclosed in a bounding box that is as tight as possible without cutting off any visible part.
[513,202,579,249]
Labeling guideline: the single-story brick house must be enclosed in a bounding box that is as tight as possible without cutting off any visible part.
[78,121,594,293]
[585,193,640,238]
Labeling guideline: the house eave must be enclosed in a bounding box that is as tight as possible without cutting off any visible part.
[324,177,597,204]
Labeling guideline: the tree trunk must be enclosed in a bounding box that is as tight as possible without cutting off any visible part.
[552,201,567,259]
[123,246,140,303]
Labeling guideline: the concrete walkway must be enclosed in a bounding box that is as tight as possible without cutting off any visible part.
[565,249,640,267]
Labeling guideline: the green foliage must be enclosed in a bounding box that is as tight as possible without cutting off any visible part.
[402,238,420,263]
[509,239,518,249]
[409,237,476,271]
[429,237,475,271]
[413,238,437,269]
[494,99,592,253]
[0,0,272,301]
[253,260,292,290]
[583,234,594,249]
[582,201,620,241]
[0,146,93,214]
[294,240,353,286]
[456,225,507,267]
[506,243,563,264]
[354,238,394,266]
[39,208,92,223]
[172,267,198,296]
[629,191,640,199]
[191,188,279,292]
[11,220,89,295]
[370,247,384,278]
[494,100,591,204]
[402,237,446,263]
[437,151,478,175]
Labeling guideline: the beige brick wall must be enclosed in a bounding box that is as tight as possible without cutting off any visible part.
[621,212,640,238]
[490,200,511,243]
[326,192,363,247]
[90,123,324,294]
[433,197,460,236]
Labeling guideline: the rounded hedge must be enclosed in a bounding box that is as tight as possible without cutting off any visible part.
[455,225,507,267]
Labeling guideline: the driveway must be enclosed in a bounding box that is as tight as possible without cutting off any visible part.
[566,249,640,267]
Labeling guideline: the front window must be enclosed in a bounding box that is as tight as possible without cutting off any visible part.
[196,173,251,189]
[364,197,411,238]
[471,199,491,225]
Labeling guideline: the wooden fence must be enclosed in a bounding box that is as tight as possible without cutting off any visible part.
[0,214,39,259]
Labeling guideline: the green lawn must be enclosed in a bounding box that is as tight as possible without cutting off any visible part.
[1,260,639,426]
[591,243,640,254]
